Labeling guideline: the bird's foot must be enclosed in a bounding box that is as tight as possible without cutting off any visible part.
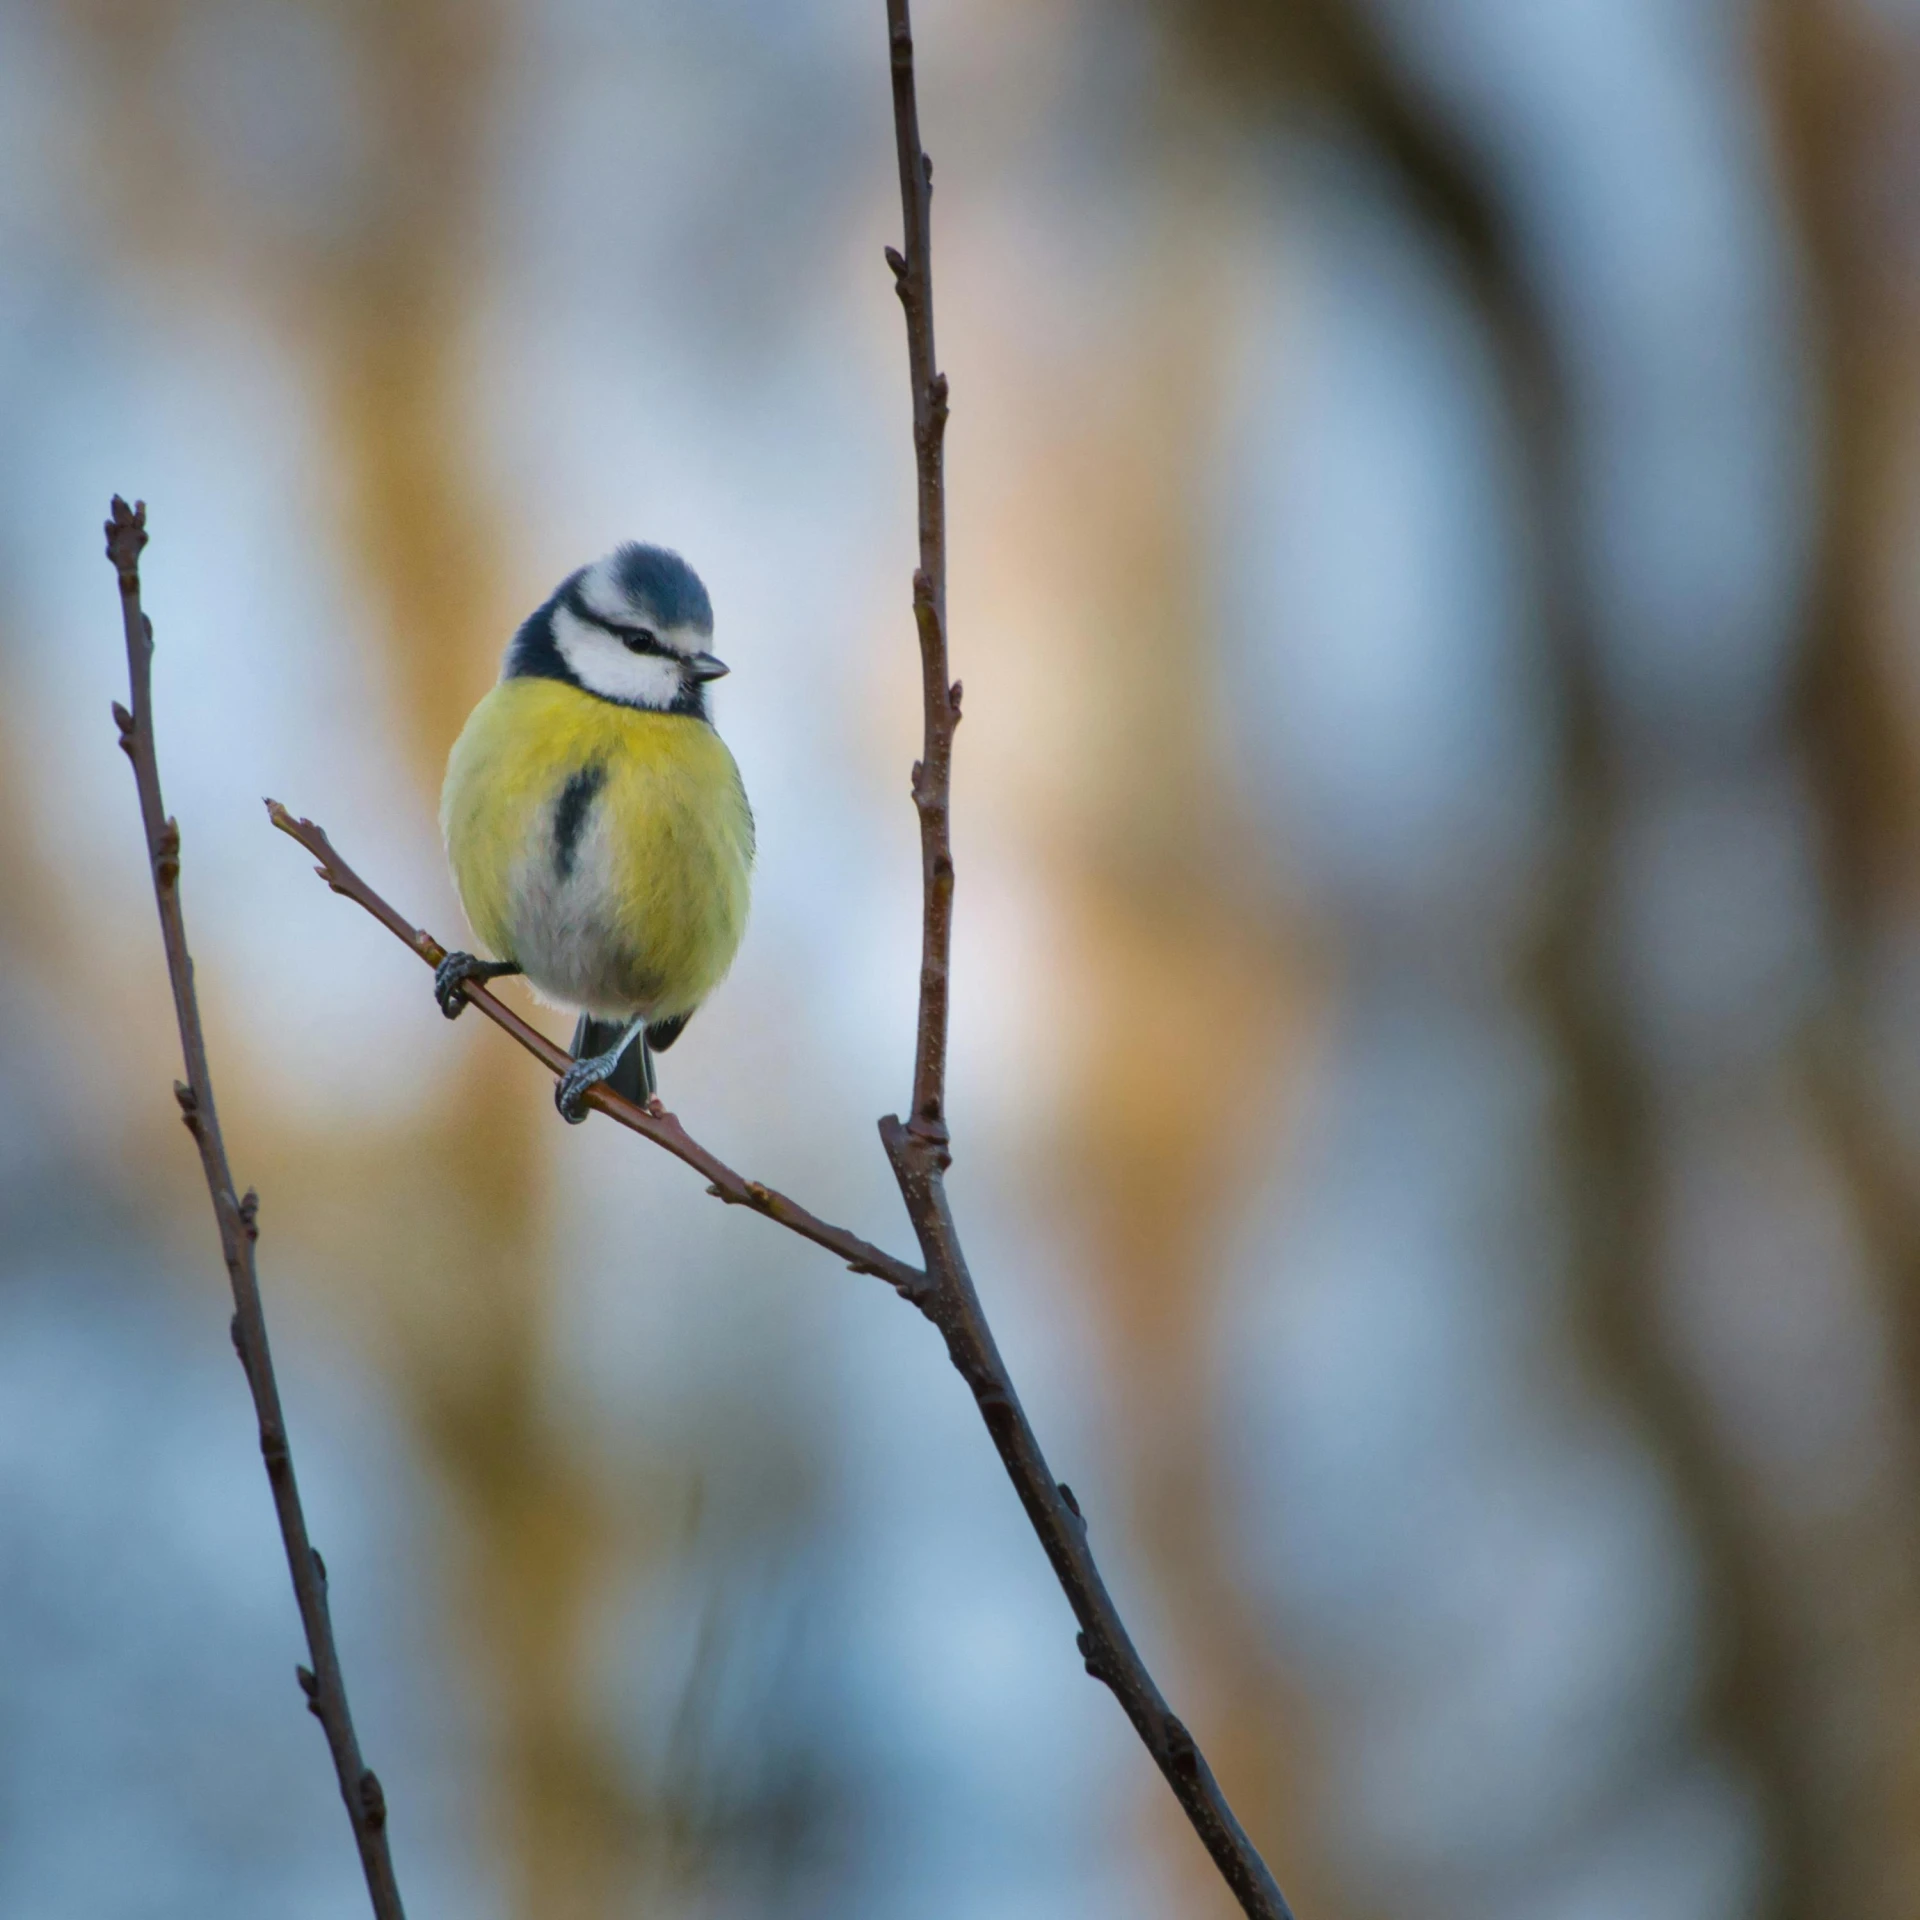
[555,1055,614,1125]
[434,952,520,1019]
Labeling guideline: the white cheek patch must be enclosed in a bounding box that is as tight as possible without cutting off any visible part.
[551,604,682,709]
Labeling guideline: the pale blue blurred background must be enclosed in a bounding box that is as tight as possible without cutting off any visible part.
[5,2,1920,1917]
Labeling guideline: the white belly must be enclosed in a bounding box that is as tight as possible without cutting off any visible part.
[502,809,661,1018]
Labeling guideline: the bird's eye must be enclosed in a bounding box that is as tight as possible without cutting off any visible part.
[620,627,660,655]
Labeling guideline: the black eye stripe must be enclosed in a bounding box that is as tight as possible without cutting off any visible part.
[563,582,675,657]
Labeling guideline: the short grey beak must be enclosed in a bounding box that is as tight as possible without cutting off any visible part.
[688,651,730,682]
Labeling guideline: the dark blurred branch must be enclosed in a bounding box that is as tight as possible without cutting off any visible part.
[264,804,928,1301]
[874,7,1292,1916]
[1767,13,1920,1880]
[1770,0,1920,1391]
[1308,8,1816,1906]
[1183,2,1818,1907]
[105,498,406,1920]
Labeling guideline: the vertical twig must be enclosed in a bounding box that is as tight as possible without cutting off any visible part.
[106,497,406,1920]
[883,0,958,1151]
[874,11,1294,1915]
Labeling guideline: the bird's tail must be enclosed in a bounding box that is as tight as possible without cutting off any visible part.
[571,1014,655,1106]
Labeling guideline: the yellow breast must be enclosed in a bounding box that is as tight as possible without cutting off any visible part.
[440,676,754,1019]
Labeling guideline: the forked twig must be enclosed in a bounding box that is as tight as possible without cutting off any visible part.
[872,7,1292,1912]
[266,9,1295,1908]
[105,498,406,1920]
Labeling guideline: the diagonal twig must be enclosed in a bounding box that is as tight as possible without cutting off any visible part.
[874,7,1294,1914]
[105,497,406,1920]
[263,802,929,1303]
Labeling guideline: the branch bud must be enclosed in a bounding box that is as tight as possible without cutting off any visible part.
[1077,1629,1114,1685]
[104,495,148,576]
[155,817,181,891]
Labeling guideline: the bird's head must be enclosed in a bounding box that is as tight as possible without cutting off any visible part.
[507,543,729,717]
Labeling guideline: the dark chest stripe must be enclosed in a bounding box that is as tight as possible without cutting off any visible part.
[551,763,607,880]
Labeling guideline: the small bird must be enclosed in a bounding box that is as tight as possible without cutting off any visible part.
[435,543,754,1121]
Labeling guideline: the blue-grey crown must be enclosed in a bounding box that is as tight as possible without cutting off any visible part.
[611,543,713,634]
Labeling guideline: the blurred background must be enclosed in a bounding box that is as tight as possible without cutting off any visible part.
[2,0,1918,1915]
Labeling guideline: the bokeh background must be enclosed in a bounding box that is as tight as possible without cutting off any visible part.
[3,0,1919,1915]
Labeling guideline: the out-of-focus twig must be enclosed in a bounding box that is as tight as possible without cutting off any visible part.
[1767,4,1920,1895]
[872,7,1293,1915]
[105,497,406,1920]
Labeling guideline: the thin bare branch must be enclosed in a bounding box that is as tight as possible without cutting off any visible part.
[883,0,958,1152]
[105,497,406,1920]
[263,802,929,1302]
[881,1118,1296,1918]
[873,8,1293,1914]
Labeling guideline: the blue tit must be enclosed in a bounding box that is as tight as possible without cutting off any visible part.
[434,543,754,1122]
